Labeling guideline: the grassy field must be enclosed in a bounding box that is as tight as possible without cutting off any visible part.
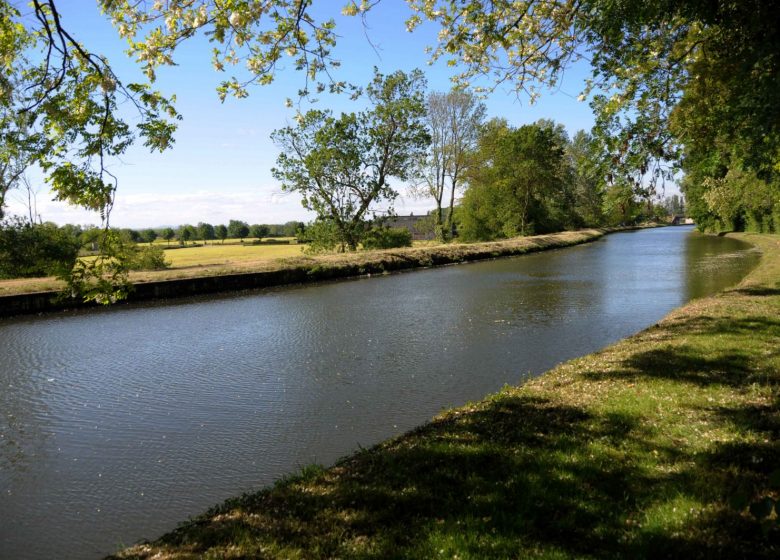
[160,241,304,268]
[0,231,599,296]
[111,232,780,559]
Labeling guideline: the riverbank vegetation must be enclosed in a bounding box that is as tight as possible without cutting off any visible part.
[111,232,779,558]
[0,229,605,303]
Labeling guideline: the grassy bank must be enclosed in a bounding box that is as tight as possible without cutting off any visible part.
[0,230,605,312]
[112,232,779,559]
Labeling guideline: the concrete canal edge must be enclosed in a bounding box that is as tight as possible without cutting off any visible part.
[0,227,643,318]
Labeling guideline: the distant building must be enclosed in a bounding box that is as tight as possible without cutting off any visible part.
[380,213,435,241]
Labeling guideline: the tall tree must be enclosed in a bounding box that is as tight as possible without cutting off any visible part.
[567,130,606,227]
[460,120,567,240]
[272,69,429,251]
[415,89,485,241]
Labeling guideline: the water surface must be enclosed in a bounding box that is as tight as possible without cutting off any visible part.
[0,227,759,559]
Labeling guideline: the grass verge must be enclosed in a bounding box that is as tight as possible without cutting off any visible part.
[0,229,606,310]
[110,232,780,559]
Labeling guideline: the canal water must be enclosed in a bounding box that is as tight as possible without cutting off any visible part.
[0,227,760,559]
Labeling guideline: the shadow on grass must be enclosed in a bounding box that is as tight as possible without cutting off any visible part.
[730,287,780,297]
[583,313,780,388]
[115,393,778,559]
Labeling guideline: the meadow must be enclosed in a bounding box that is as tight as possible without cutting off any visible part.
[154,239,304,268]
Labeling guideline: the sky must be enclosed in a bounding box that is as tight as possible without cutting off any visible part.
[7,1,600,229]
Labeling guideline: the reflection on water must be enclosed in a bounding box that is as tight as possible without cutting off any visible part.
[0,226,759,559]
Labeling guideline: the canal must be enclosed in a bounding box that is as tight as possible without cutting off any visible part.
[0,227,760,559]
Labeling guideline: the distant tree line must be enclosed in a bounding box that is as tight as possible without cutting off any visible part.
[114,220,304,247]
[0,216,306,282]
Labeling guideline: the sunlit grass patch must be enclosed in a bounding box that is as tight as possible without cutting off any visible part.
[161,242,305,268]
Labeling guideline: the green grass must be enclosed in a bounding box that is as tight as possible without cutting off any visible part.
[111,232,780,559]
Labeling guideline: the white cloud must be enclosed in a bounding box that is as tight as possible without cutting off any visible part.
[5,187,315,228]
[4,185,438,228]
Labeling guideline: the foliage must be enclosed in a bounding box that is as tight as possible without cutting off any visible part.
[297,219,341,254]
[272,69,429,251]
[99,0,352,102]
[65,229,134,303]
[227,219,250,240]
[662,194,686,217]
[0,217,80,279]
[197,222,215,241]
[567,130,606,227]
[127,244,169,271]
[603,183,641,226]
[215,224,228,243]
[0,0,180,224]
[459,119,570,241]
[141,228,157,244]
[698,166,780,233]
[249,224,269,238]
[177,224,195,244]
[161,227,175,244]
[413,88,485,241]
[361,226,413,250]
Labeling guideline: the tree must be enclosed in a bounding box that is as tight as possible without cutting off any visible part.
[1,1,179,223]
[662,195,685,217]
[567,130,606,227]
[0,217,81,279]
[197,222,215,242]
[249,224,269,239]
[141,229,158,244]
[177,224,195,244]
[272,69,429,251]
[603,183,641,227]
[162,227,175,245]
[414,89,485,241]
[282,221,304,237]
[459,120,567,241]
[215,224,228,244]
[120,228,141,243]
[227,219,250,240]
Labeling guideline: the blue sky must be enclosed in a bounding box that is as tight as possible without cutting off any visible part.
[8,1,599,228]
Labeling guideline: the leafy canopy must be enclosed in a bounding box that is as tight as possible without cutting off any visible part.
[271,68,429,251]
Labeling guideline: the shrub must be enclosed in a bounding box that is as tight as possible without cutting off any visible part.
[298,220,342,253]
[361,226,412,250]
[0,218,81,279]
[127,245,170,270]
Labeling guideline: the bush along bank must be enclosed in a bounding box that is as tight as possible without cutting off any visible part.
[111,232,780,559]
[0,229,607,317]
